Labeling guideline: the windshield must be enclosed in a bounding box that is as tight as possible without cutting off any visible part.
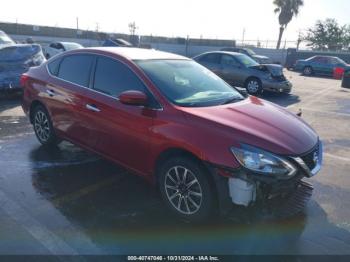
[335,57,347,65]
[245,48,256,56]
[63,43,83,50]
[0,32,15,45]
[235,54,259,67]
[136,60,244,107]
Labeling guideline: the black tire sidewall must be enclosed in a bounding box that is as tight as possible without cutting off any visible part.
[158,157,216,222]
[33,105,59,146]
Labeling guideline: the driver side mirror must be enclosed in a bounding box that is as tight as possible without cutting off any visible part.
[119,90,148,106]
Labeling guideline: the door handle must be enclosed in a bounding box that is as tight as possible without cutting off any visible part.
[46,89,55,97]
[86,104,101,112]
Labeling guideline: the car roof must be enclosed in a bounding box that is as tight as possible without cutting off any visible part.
[80,47,189,61]
[197,51,242,57]
[313,55,338,59]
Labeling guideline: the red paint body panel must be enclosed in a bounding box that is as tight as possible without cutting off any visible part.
[21,47,319,183]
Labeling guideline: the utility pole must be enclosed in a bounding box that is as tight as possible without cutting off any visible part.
[128,22,138,36]
[128,22,138,46]
[76,17,79,38]
[242,28,245,46]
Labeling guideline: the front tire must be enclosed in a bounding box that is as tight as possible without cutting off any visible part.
[32,105,60,147]
[245,77,263,95]
[158,157,216,222]
[303,66,313,76]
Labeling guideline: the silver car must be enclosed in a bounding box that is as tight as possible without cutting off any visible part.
[194,51,292,95]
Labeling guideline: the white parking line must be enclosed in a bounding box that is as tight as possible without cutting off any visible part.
[298,107,350,118]
[0,190,100,255]
[324,153,350,162]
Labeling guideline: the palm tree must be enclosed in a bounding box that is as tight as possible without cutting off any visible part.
[273,0,304,49]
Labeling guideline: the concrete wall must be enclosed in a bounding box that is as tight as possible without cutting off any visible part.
[250,47,287,65]
[8,33,288,65]
[147,43,288,64]
[10,34,101,47]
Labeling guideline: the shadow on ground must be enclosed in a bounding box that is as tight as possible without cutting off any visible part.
[261,92,301,108]
[0,95,22,112]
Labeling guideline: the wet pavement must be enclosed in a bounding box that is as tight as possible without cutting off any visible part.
[0,71,350,255]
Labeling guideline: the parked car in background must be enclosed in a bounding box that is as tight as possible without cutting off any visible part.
[294,55,350,77]
[44,42,83,59]
[342,69,350,88]
[21,47,322,221]
[194,51,292,95]
[0,31,45,92]
[102,38,133,47]
[221,47,272,64]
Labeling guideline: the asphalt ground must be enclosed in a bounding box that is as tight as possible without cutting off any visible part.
[0,71,349,256]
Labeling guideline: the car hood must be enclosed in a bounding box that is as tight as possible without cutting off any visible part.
[252,54,269,59]
[250,64,284,76]
[181,96,318,156]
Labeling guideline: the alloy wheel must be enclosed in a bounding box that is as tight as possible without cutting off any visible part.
[34,110,50,142]
[247,80,259,93]
[164,166,203,215]
[304,67,312,75]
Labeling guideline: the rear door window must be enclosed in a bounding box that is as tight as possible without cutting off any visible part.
[198,53,221,64]
[58,54,94,87]
[93,56,145,97]
[221,54,240,67]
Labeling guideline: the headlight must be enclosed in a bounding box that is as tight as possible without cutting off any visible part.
[231,144,296,178]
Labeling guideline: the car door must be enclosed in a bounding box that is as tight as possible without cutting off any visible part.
[312,57,330,75]
[220,54,247,86]
[197,53,223,78]
[44,54,95,146]
[81,55,156,174]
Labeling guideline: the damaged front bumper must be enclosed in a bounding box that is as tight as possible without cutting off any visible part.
[208,141,323,217]
[262,78,293,93]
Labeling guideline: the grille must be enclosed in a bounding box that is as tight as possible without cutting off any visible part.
[301,144,319,170]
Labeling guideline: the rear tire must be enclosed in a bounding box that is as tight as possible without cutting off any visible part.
[245,77,263,95]
[32,105,61,147]
[158,156,216,222]
[303,66,313,76]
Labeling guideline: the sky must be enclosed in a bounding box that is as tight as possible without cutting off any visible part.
[1,0,349,42]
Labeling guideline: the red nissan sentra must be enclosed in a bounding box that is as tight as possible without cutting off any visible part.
[21,47,322,221]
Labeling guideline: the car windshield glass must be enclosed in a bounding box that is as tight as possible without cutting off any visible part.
[63,43,83,50]
[235,54,259,67]
[335,57,346,65]
[136,60,244,107]
[245,48,256,56]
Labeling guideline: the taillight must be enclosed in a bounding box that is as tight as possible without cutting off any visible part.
[20,74,29,88]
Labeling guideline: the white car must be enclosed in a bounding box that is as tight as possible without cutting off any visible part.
[44,42,83,59]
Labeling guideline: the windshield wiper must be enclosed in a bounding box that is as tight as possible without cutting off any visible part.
[220,97,244,105]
